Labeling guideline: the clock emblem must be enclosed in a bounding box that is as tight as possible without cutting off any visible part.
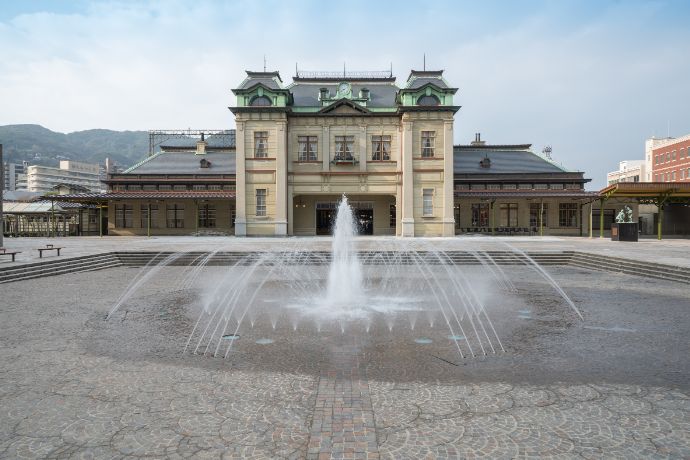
[338,82,350,97]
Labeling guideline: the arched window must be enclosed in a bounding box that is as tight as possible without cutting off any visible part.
[417,95,440,106]
[250,95,272,107]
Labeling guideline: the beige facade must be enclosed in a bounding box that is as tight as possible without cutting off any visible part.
[231,70,459,237]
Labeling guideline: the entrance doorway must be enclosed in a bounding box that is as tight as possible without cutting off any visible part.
[316,209,334,235]
[314,201,375,235]
[355,209,373,235]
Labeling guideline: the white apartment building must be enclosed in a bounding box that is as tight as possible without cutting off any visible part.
[607,160,646,185]
[27,160,104,193]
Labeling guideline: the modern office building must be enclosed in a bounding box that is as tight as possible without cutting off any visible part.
[2,161,27,191]
[27,160,104,193]
[607,160,646,186]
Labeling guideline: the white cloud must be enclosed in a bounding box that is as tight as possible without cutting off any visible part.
[0,0,688,188]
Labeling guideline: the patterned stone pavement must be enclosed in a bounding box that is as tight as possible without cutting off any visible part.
[1,265,689,459]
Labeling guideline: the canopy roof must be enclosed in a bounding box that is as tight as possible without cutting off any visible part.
[600,182,690,199]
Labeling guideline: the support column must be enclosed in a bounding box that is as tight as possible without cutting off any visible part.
[400,118,414,237]
[147,203,151,238]
[442,120,455,236]
[599,198,605,238]
[234,121,247,236]
[657,202,664,240]
[99,204,103,237]
[539,199,544,236]
[359,125,367,172]
[274,121,288,235]
[588,201,593,238]
[322,126,330,172]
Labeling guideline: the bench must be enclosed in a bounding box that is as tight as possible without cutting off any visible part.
[0,248,21,262]
[37,245,64,258]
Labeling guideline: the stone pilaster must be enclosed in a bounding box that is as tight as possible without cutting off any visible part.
[442,120,455,236]
[401,118,414,237]
[234,120,247,236]
[274,121,288,235]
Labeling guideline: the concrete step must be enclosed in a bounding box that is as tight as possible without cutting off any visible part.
[0,255,122,284]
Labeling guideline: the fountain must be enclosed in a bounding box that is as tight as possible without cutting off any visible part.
[107,195,583,361]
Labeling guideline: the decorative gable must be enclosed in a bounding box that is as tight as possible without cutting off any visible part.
[318,99,371,115]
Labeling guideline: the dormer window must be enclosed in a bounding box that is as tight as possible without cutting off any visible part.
[417,95,440,106]
[359,88,370,100]
[250,95,272,106]
[319,87,330,101]
[200,159,212,168]
[479,157,491,168]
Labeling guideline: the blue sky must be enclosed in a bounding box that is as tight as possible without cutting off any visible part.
[1,0,689,188]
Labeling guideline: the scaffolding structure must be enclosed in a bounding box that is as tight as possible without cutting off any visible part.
[148,130,236,156]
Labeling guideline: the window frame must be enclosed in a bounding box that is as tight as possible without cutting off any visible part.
[140,204,159,229]
[334,135,355,162]
[421,131,435,158]
[371,135,391,161]
[297,135,318,161]
[529,203,548,228]
[198,203,217,228]
[255,189,267,217]
[254,131,269,158]
[166,204,185,228]
[471,203,489,227]
[558,203,578,228]
[422,188,434,216]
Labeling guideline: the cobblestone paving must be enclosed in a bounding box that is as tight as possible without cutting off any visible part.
[1,265,689,459]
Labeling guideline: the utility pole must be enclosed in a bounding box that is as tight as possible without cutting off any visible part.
[0,144,3,248]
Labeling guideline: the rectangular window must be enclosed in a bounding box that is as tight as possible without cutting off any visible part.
[298,136,318,161]
[529,203,548,227]
[471,203,489,227]
[672,150,676,161]
[672,171,676,181]
[128,184,141,191]
[198,204,216,228]
[559,203,578,227]
[666,152,670,162]
[550,183,564,189]
[487,184,501,190]
[208,184,221,190]
[503,184,517,190]
[254,131,268,158]
[372,135,391,161]
[140,204,159,228]
[499,203,518,227]
[192,184,206,191]
[334,136,355,161]
[142,184,157,191]
[389,204,396,227]
[256,189,267,217]
[422,189,434,216]
[421,131,435,158]
[518,183,532,190]
[115,204,133,228]
[166,204,185,228]
[173,185,187,191]
[159,184,172,191]
[533,183,548,189]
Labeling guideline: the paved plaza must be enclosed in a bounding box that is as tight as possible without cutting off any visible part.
[0,236,689,459]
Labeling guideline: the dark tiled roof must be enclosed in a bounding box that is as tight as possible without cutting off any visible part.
[125,152,236,174]
[235,72,284,90]
[453,146,570,174]
[405,77,449,90]
[289,82,399,108]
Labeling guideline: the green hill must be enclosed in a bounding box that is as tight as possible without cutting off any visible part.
[0,124,149,169]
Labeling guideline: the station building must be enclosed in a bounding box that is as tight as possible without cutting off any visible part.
[52,67,635,238]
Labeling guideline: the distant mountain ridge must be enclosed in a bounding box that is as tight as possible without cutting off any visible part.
[0,124,149,169]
